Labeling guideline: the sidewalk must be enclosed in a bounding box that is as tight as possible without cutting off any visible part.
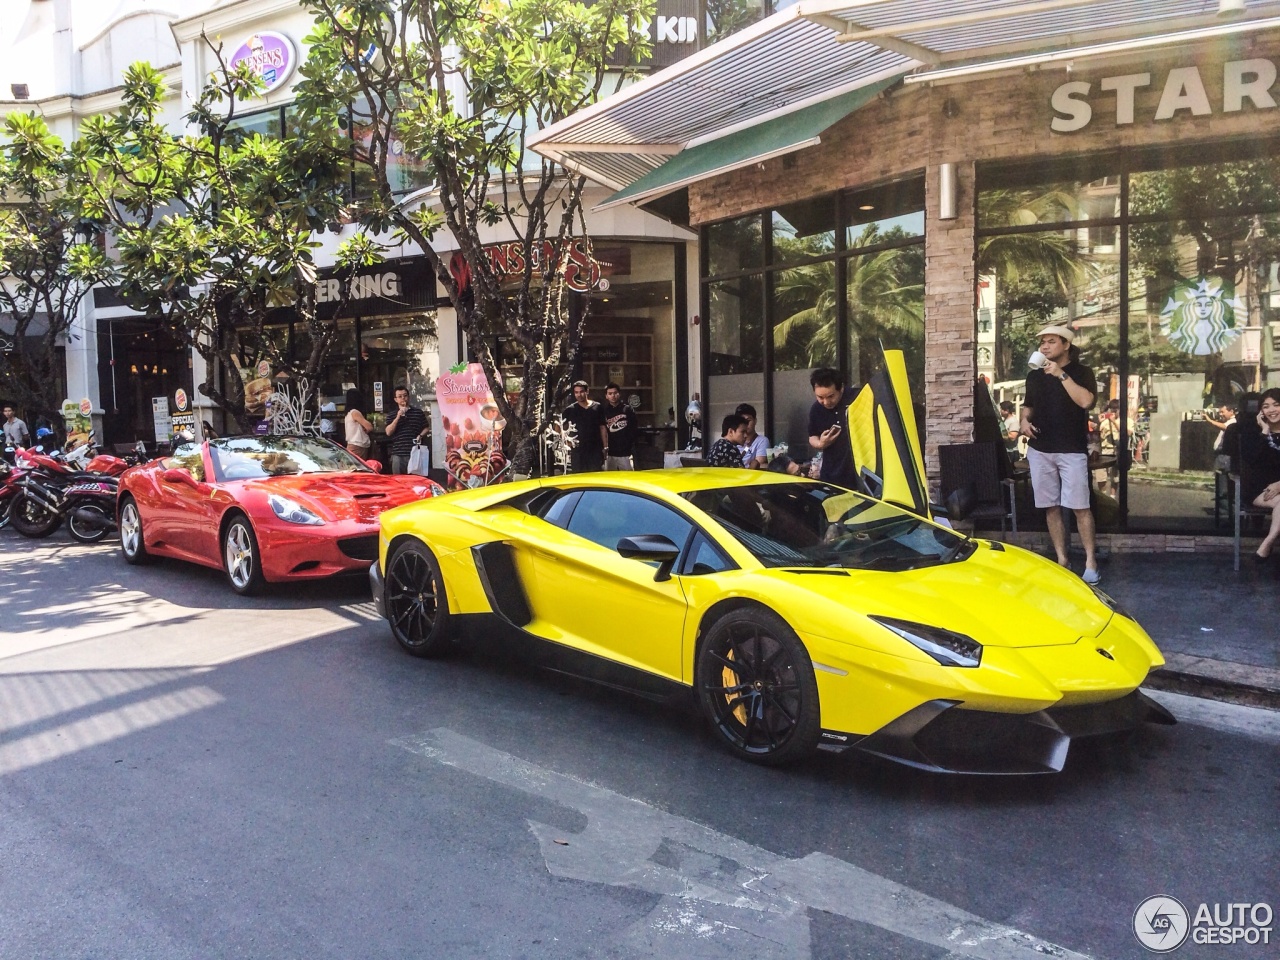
[1064,551,1279,710]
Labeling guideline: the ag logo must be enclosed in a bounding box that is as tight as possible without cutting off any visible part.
[1134,895,1190,952]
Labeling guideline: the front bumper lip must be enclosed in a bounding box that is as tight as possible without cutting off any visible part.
[370,559,385,618]
[820,689,1176,775]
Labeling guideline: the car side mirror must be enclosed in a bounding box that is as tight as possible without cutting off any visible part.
[364,459,383,473]
[161,468,209,493]
[617,534,681,582]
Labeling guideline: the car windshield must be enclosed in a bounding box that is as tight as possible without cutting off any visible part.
[208,436,371,481]
[682,482,971,571]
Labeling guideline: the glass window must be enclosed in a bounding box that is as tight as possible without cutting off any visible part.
[843,179,925,246]
[707,214,763,277]
[681,532,734,576]
[847,244,925,399]
[540,490,582,530]
[226,108,282,142]
[977,166,1119,230]
[771,198,835,265]
[208,435,370,481]
[566,490,693,552]
[708,276,764,375]
[683,482,966,570]
[772,264,837,372]
[1130,157,1280,222]
[165,443,205,482]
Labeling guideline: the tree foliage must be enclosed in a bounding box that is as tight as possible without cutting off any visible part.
[70,58,367,430]
[0,112,112,422]
[293,0,652,458]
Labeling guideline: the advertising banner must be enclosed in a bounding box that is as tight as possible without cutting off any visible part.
[170,388,197,443]
[434,363,507,489]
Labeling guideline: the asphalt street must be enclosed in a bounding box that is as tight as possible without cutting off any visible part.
[0,531,1276,960]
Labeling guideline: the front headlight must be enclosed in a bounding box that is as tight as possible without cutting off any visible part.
[1090,586,1131,620]
[870,616,983,668]
[268,494,325,526]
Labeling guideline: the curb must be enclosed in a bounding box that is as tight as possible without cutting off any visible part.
[1143,653,1280,711]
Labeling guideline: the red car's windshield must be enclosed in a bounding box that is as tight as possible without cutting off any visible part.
[208,436,371,481]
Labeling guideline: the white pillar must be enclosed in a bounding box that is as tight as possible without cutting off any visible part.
[63,294,102,438]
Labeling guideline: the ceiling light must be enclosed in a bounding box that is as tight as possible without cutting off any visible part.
[859,204,875,211]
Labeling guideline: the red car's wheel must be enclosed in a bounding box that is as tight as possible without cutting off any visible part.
[696,607,820,766]
[385,540,452,657]
[119,497,153,565]
[223,516,266,596]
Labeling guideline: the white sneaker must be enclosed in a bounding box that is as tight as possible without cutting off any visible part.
[1082,566,1101,585]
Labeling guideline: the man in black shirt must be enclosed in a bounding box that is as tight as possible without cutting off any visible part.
[385,386,429,474]
[562,380,606,473]
[1019,325,1101,584]
[807,368,858,489]
[602,382,638,470]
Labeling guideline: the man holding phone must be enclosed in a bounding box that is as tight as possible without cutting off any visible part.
[385,386,429,474]
[807,368,858,489]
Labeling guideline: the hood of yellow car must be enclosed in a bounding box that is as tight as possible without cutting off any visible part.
[765,542,1111,648]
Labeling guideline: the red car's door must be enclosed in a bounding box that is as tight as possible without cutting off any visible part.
[153,442,223,563]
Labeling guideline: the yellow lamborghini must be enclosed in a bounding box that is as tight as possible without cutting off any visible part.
[371,471,1174,774]
[370,352,1173,773]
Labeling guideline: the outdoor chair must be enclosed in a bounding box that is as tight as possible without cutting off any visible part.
[938,442,1018,537]
[1232,461,1273,572]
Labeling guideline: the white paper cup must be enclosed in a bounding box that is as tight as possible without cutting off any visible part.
[1028,350,1048,369]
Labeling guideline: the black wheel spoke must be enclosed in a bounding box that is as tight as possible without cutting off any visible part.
[763,692,798,727]
[708,650,746,677]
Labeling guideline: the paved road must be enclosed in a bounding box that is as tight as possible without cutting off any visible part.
[1,532,1276,960]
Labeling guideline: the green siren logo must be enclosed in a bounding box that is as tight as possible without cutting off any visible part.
[1159,277,1245,356]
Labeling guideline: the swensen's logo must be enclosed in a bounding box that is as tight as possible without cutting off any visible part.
[1134,896,1190,953]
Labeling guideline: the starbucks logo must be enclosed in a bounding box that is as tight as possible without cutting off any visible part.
[1159,277,1244,356]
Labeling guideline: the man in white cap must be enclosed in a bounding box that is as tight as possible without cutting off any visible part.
[1019,324,1101,583]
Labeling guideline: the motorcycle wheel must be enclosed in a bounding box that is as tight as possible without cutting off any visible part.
[9,492,63,538]
[67,503,113,544]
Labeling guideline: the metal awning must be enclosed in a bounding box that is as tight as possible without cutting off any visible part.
[596,72,906,209]
[531,0,1280,201]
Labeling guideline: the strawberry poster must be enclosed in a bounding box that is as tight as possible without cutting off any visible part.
[434,363,508,489]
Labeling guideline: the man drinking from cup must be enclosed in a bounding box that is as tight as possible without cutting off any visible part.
[1020,325,1101,584]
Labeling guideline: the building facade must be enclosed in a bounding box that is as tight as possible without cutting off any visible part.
[536,1,1280,533]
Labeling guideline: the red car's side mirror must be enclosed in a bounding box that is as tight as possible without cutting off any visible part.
[365,459,384,473]
[161,468,210,493]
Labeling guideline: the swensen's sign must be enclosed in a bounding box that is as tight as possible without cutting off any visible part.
[477,239,602,293]
[1051,58,1278,132]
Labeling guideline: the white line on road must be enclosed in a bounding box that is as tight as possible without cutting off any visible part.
[391,729,1093,960]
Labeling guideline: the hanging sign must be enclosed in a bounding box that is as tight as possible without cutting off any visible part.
[228,32,297,95]
[170,388,197,442]
[1159,277,1245,356]
[434,363,507,489]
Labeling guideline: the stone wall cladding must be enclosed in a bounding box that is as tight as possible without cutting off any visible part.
[688,31,1280,476]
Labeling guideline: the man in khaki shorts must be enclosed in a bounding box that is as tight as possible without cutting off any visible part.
[1020,324,1101,584]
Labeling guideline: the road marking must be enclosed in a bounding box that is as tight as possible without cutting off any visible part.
[391,729,1092,960]
[1144,688,1280,744]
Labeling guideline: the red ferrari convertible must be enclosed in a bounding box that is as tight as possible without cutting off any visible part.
[117,435,444,594]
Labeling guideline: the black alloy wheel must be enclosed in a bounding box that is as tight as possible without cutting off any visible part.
[384,540,452,657]
[696,608,820,766]
[9,492,62,538]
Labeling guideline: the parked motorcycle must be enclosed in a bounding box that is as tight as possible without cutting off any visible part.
[8,447,126,543]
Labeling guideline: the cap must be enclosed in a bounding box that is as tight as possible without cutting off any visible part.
[1036,324,1075,343]
[571,380,589,389]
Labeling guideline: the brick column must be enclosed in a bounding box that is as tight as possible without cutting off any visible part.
[922,160,976,484]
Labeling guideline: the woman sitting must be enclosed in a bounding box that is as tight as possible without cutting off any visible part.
[1239,388,1280,563]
